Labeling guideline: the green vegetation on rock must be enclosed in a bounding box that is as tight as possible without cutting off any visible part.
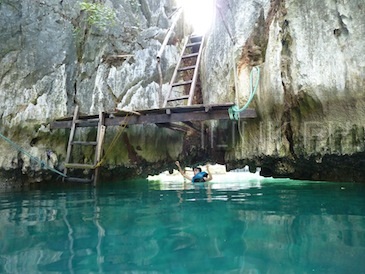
[79,1,116,29]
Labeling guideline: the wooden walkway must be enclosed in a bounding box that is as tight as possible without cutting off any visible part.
[50,103,256,129]
[51,103,256,185]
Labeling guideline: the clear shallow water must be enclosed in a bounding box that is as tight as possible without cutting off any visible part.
[0,175,365,274]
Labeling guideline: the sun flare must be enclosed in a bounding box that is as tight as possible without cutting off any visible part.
[177,0,215,35]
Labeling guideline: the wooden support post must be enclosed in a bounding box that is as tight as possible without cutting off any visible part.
[187,35,204,106]
[64,105,79,179]
[93,111,105,187]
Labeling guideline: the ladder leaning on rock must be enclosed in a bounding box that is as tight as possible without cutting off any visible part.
[163,34,205,107]
[63,105,106,186]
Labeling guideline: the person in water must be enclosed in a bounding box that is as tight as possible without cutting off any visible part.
[175,161,213,182]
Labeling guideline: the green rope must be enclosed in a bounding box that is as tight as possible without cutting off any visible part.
[228,66,260,120]
[0,131,66,178]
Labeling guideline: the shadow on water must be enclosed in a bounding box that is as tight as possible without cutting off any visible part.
[0,174,365,273]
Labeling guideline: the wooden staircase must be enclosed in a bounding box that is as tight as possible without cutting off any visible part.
[163,34,204,107]
[63,106,106,186]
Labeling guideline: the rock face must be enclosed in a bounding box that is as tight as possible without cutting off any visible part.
[0,0,183,184]
[0,0,364,184]
[203,0,365,182]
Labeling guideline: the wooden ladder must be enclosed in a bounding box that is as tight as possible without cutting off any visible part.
[63,106,106,186]
[163,34,205,107]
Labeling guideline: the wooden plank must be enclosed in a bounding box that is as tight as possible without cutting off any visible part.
[167,95,189,102]
[115,108,141,116]
[171,80,192,87]
[51,107,256,129]
[93,111,106,187]
[188,35,204,106]
[53,104,214,123]
[123,104,208,115]
[178,65,196,71]
[95,126,105,165]
[64,106,79,177]
[105,108,256,126]
[114,104,249,116]
[156,7,183,60]
[186,42,201,48]
[155,103,235,114]
[182,53,198,59]
[55,114,99,122]
[65,177,94,183]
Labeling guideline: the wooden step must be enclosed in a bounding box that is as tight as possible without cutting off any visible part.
[71,141,98,146]
[178,65,196,72]
[186,41,201,48]
[167,95,190,102]
[65,177,94,183]
[64,163,95,169]
[190,36,203,43]
[182,53,199,59]
[172,80,193,87]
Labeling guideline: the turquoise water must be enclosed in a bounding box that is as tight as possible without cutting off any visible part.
[0,175,365,273]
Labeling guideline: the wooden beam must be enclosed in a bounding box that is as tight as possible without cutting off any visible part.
[115,108,141,116]
[51,108,256,129]
[110,108,256,126]
[156,7,183,60]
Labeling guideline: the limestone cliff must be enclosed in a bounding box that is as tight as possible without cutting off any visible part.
[202,0,365,182]
[0,0,364,184]
[0,0,183,184]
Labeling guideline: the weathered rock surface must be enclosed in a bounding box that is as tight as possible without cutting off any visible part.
[0,0,364,185]
[0,0,183,184]
[204,0,365,182]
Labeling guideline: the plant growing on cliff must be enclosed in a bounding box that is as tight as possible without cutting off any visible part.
[79,1,116,29]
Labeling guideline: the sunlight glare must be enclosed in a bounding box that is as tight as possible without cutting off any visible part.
[177,0,215,34]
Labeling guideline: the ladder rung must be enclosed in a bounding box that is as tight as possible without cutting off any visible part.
[186,41,201,48]
[178,65,196,71]
[172,80,193,87]
[182,53,198,59]
[190,35,203,40]
[167,95,190,102]
[65,177,93,183]
[64,163,95,169]
[71,141,98,146]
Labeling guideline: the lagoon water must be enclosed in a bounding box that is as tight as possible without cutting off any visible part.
[0,173,365,273]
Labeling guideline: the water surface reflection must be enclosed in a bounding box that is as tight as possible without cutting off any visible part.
[0,176,364,273]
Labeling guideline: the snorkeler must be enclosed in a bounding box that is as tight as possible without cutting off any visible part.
[175,161,212,182]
